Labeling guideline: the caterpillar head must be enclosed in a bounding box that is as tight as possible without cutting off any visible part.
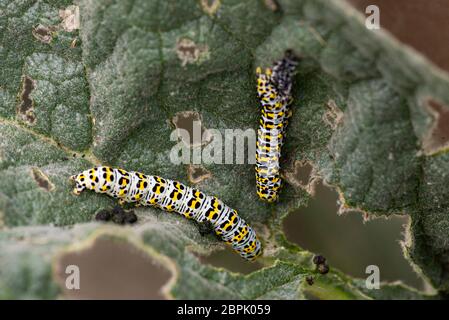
[69,173,87,195]
[256,67,273,98]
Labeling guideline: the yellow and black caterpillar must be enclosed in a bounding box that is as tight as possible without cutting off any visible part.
[70,167,262,260]
[255,51,298,202]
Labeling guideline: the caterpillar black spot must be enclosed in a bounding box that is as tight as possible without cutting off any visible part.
[70,167,262,261]
[255,51,298,202]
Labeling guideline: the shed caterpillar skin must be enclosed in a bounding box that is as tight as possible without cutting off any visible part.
[70,167,262,261]
[255,51,298,202]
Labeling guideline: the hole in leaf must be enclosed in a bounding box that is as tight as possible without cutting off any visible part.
[283,160,318,194]
[32,24,53,43]
[198,246,263,275]
[17,76,36,124]
[54,236,171,299]
[283,182,425,290]
[294,162,313,186]
[171,111,212,147]
[176,38,209,67]
[421,99,449,155]
[31,167,55,191]
[187,165,211,184]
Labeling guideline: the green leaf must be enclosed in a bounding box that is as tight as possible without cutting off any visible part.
[1,0,448,299]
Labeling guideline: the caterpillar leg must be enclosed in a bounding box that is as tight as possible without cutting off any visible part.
[195,220,215,237]
[118,198,126,206]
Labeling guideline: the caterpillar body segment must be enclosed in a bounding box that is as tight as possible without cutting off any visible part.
[70,167,262,261]
[255,51,298,202]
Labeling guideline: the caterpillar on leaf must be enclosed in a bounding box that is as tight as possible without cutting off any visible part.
[70,167,262,261]
[255,50,299,202]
